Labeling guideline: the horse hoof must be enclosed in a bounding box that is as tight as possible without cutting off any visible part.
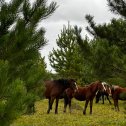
[55,111,58,114]
[47,111,50,114]
[83,112,86,115]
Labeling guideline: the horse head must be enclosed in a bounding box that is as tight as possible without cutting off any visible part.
[68,79,78,92]
[101,82,112,96]
[96,81,105,91]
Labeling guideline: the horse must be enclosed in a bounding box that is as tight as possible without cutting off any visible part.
[95,82,112,104]
[63,81,104,115]
[111,85,126,111]
[44,79,78,114]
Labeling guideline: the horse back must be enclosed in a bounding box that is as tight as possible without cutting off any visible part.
[44,80,67,98]
[112,86,126,100]
[73,87,89,101]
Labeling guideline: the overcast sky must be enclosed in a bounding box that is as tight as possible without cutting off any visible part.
[39,0,117,72]
[5,0,117,71]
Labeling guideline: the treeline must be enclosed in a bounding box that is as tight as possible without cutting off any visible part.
[49,0,126,86]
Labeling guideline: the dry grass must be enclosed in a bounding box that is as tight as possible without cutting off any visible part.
[12,99,126,126]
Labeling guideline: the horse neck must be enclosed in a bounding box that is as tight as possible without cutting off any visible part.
[58,79,70,90]
[89,83,99,94]
[106,85,111,94]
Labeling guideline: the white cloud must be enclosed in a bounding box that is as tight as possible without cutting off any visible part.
[45,0,114,23]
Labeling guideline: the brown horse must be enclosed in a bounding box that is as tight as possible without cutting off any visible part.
[64,81,104,115]
[111,85,126,111]
[96,82,112,104]
[44,79,78,114]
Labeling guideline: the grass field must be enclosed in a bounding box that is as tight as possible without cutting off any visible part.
[12,99,126,126]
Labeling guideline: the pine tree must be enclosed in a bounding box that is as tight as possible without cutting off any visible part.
[64,1,126,84]
[49,24,84,82]
[0,0,57,125]
[82,0,126,84]
[0,60,27,126]
[107,0,126,18]
[85,15,126,54]
[74,25,126,83]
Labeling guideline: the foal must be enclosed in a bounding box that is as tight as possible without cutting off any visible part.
[44,79,78,114]
[64,81,104,115]
[111,85,126,111]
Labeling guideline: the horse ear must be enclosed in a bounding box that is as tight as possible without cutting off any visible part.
[70,78,77,82]
[97,80,101,83]
[99,80,102,83]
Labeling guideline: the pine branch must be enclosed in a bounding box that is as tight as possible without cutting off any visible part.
[85,14,97,36]
[107,0,126,18]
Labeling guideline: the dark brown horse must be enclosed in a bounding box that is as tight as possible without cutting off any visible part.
[64,81,104,115]
[111,85,126,111]
[96,82,112,104]
[44,79,78,114]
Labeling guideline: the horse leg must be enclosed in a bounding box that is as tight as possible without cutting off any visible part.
[95,92,100,103]
[55,98,59,114]
[90,99,93,114]
[63,96,68,113]
[68,99,72,113]
[47,97,55,114]
[47,98,50,114]
[116,100,119,111]
[106,95,112,104]
[102,95,104,104]
[114,99,119,111]
[96,95,99,103]
[113,99,116,110]
[63,101,67,113]
[83,100,89,115]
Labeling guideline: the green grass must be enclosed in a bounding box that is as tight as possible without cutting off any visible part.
[11,99,126,126]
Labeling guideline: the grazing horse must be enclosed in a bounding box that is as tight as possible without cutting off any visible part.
[64,81,104,115]
[96,82,112,104]
[44,79,78,114]
[111,85,126,111]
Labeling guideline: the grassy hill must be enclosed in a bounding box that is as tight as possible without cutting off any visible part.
[11,99,126,126]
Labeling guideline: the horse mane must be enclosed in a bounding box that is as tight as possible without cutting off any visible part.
[53,79,70,88]
[102,82,111,87]
[57,79,68,84]
[87,80,101,86]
